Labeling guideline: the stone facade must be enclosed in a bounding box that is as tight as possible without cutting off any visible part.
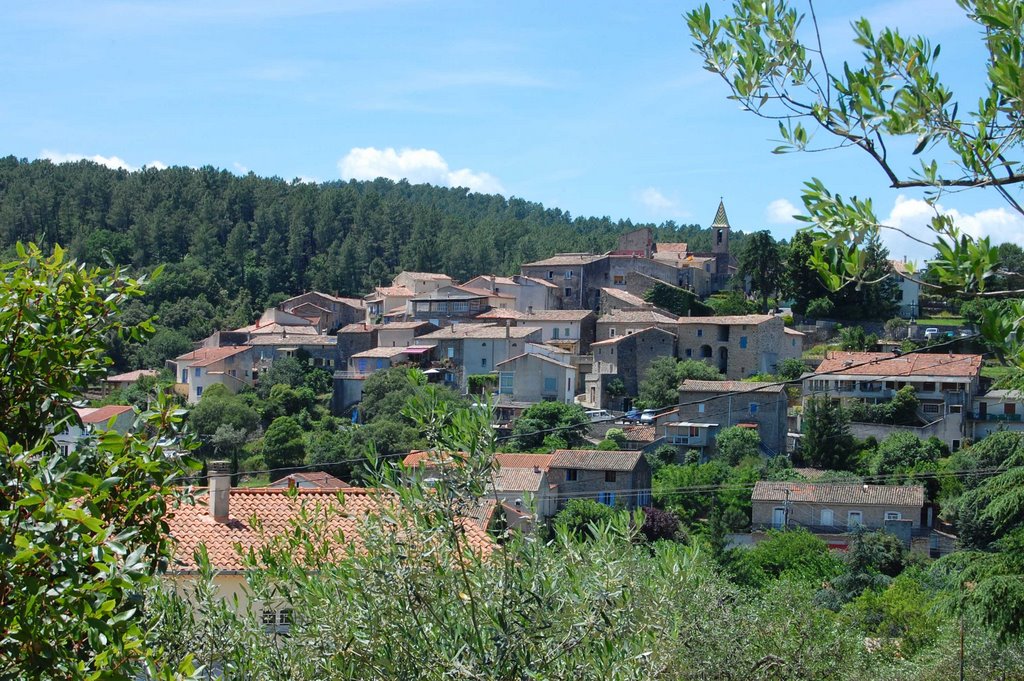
[585,327,676,409]
[596,309,679,341]
[677,380,788,455]
[675,314,795,379]
[547,449,653,509]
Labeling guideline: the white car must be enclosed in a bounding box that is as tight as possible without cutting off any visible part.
[924,327,940,339]
[585,409,614,423]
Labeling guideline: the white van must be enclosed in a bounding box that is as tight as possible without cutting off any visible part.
[585,409,613,423]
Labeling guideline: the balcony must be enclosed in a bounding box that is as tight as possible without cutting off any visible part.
[969,412,1022,422]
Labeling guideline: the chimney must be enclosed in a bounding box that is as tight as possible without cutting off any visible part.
[489,274,496,292]
[505,320,511,338]
[208,460,231,522]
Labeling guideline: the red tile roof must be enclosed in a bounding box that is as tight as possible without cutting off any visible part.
[598,309,678,324]
[266,472,350,490]
[174,345,251,367]
[752,481,925,507]
[676,314,775,325]
[166,488,491,572]
[679,379,785,394]
[815,351,983,378]
[549,449,643,471]
[623,425,657,443]
[75,404,134,424]
[106,369,159,383]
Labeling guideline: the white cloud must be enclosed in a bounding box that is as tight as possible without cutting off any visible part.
[882,195,1024,264]
[233,162,250,175]
[765,198,800,225]
[42,150,166,172]
[638,187,688,220]
[338,147,505,194]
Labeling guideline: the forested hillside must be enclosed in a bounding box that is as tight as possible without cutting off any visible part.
[0,155,727,295]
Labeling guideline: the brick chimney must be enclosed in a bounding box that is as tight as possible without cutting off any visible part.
[208,460,231,522]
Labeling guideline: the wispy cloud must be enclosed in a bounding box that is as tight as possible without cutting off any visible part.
[339,147,504,195]
[883,195,1024,262]
[42,150,165,171]
[765,198,801,225]
[232,162,249,175]
[637,187,688,220]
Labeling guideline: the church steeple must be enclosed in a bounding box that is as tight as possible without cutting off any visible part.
[711,198,730,255]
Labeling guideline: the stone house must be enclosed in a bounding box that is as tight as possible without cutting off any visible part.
[519,253,605,310]
[677,379,789,455]
[596,309,679,341]
[971,389,1024,439]
[170,345,257,404]
[750,481,925,548]
[675,314,797,379]
[463,274,560,313]
[278,291,364,333]
[584,327,677,409]
[477,308,597,353]
[363,285,416,321]
[406,285,492,325]
[412,323,543,390]
[392,271,455,293]
[596,287,653,316]
[547,449,653,509]
[805,351,983,450]
[495,351,576,404]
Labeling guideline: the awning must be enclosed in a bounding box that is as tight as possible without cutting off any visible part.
[403,346,432,355]
[423,368,442,375]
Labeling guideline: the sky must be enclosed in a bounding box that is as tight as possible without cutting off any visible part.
[1,0,1020,263]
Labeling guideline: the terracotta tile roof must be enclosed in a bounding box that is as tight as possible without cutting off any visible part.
[519,275,559,288]
[784,327,805,337]
[815,351,983,378]
[679,379,785,394]
[676,314,775,325]
[521,253,604,267]
[550,449,643,471]
[591,326,676,347]
[380,321,435,330]
[752,481,925,507]
[350,346,411,359]
[240,323,320,336]
[623,425,657,443]
[598,310,678,324]
[416,324,542,340]
[166,488,491,572]
[477,309,594,322]
[267,472,350,490]
[449,285,515,300]
[173,345,252,367]
[75,404,134,424]
[599,288,649,307]
[373,285,416,298]
[655,242,688,253]
[399,272,453,281]
[339,322,378,334]
[246,334,335,346]
[106,369,159,383]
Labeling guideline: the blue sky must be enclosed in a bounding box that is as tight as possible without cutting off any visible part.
[1,0,1020,262]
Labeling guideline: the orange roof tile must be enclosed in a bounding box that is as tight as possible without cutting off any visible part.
[815,351,983,378]
[75,404,134,424]
[752,481,924,507]
[166,488,491,572]
[174,345,251,367]
[655,242,689,253]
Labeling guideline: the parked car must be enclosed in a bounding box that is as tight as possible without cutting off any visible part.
[924,327,940,339]
[639,409,659,424]
[585,409,614,423]
[623,409,642,423]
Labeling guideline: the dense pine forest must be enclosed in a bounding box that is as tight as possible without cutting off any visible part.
[0,155,742,368]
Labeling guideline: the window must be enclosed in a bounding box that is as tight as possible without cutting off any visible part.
[499,372,514,394]
[376,359,384,369]
[922,382,936,392]
[952,439,961,451]
[565,469,578,482]
[194,367,201,378]
[848,511,863,529]
[181,369,188,383]
[564,287,573,297]
[564,327,570,337]
[543,376,557,394]
[698,403,705,413]
[820,509,834,527]
[565,270,573,280]
[739,336,748,349]
[612,274,625,285]
[923,403,940,414]
[689,426,700,437]
[696,328,703,338]
[547,271,554,279]
[605,470,617,482]
[609,328,617,337]
[552,327,560,339]
[416,302,429,312]
[358,359,368,373]
[950,404,962,413]
[453,301,469,312]
[195,386,203,397]
[884,512,902,521]
[685,349,692,357]
[772,507,786,529]
[749,403,759,414]
[447,347,455,359]
[597,491,616,506]
[481,358,488,368]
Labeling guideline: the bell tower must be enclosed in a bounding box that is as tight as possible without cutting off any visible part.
[711,198,730,256]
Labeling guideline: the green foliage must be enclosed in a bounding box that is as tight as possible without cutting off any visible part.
[870,432,945,476]
[507,401,589,452]
[805,296,835,319]
[845,386,920,426]
[188,384,260,441]
[0,243,196,678]
[706,290,756,316]
[636,357,722,410]
[801,397,858,470]
[775,357,806,381]
[255,356,307,398]
[643,281,713,316]
[714,426,762,466]
[838,325,879,351]
[730,529,843,589]
[466,373,497,394]
[604,376,626,397]
[784,230,830,316]
[263,415,306,480]
[646,444,679,473]
[735,230,783,313]
[553,499,618,540]
[884,317,908,340]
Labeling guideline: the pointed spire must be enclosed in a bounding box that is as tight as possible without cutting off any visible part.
[711,199,730,228]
